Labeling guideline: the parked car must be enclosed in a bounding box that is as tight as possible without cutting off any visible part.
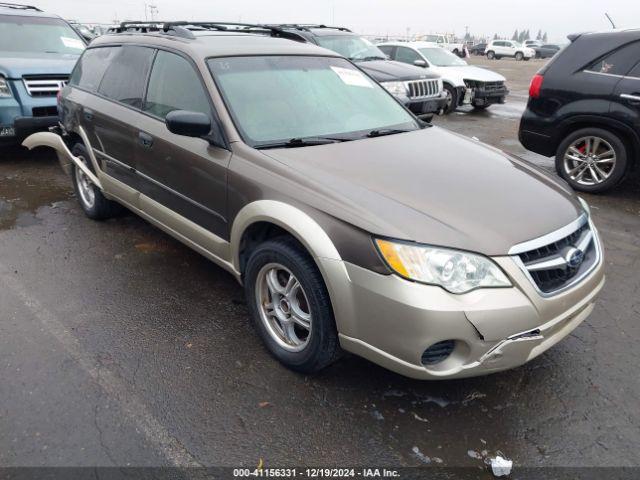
[68,20,97,42]
[0,3,86,146]
[24,22,604,380]
[273,25,447,119]
[533,44,562,59]
[520,29,640,193]
[468,43,487,56]
[417,33,467,57]
[378,41,508,113]
[486,40,535,61]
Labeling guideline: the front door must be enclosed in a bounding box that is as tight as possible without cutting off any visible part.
[134,49,231,239]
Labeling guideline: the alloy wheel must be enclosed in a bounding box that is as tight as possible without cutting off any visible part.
[75,156,96,208]
[255,263,312,352]
[563,136,617,186]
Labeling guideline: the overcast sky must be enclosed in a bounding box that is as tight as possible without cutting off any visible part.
[36,0,639,43]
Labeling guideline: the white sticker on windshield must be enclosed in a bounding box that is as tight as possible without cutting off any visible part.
[330,66,373,88]
[60,37,85,50]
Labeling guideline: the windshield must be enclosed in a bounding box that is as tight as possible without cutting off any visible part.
[422,35,442,43]
[208,56,418,147]
[419,48,467,67]
[0,15,85,54]
[315,35,386,61]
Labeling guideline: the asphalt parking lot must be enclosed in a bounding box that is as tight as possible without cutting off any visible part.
[1,56,639,473]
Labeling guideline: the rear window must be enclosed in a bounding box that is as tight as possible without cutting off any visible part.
[586,41,640,76]
[69,47,119,92]
[0,15,85,54]
[97,46,155,108]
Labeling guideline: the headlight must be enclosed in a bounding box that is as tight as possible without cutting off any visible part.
[381,81,408,97]
[375,239,512,294]
[578,197,591,216]
[0,76,12,98]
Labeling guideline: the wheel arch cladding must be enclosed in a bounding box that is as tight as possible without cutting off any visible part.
[230,200,342,276]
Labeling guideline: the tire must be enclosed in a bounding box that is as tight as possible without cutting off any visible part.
[515,52,524,61]
[244,237,341,374]
[452,49,459,57]
[486,50,495,60]
[443,84,458,114]
[71,143,122,220]
[555,128,629,193]
[524,57,531,62]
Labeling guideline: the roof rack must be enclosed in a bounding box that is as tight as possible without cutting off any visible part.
[109,21,307,42]
[0,2,43,11]
[270,24,352,33]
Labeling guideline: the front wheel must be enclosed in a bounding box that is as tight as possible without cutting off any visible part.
[244,237,341,373]
[555,128,628,193]
[71,143,122,220]
[486,50,495,60]
[515,52,524,61]
[443,84,458,114]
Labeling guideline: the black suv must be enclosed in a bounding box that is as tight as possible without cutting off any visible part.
[273,25,447,119]
[519,29,640,193]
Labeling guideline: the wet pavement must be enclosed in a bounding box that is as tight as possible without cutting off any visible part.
[1,57,639,473]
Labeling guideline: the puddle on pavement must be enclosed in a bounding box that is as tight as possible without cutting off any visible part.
[0,171,72,230]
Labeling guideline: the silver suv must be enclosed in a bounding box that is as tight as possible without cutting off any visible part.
[24,22,605,379]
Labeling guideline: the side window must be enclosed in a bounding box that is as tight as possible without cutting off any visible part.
[97,45,155,108]
[586,42,640,76]
[144,50,212,120]
[377,45,394,58]
[395,47,422,65]
[627,62,640,79]
[69,46,119,92]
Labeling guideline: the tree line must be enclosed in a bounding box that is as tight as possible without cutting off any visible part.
[505,29,548,43]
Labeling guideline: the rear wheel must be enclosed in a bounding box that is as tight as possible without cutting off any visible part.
[244,237,341,374]
[486,50,495,60]
[555,128,628,193]
[71,143,121,220]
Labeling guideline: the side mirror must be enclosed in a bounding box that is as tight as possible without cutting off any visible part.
[165,110,211,138]
[413,59,428,68]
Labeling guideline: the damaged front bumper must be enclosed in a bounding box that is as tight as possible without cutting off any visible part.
[322,229,604,380]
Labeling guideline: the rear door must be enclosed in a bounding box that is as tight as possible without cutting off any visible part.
[612,53,640,140]
[135,49,231,238]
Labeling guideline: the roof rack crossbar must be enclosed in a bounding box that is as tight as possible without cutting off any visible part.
[0,2,42,11]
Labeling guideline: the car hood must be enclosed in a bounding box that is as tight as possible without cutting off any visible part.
[357,60,440,82]
[0,51,80,78]
[262,127,583,256]
[432,65,505,84]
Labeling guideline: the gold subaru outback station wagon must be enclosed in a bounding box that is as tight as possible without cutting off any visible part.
[24,22,605,379]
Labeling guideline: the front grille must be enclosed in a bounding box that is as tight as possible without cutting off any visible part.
[483,81,505,92]
[514,218,598,295]
[421,340,455,366]
[32,106,58,117]
[406,79,440,99]
[23,76,68,97]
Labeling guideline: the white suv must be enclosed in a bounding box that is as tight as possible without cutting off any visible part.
[486,40,535,61]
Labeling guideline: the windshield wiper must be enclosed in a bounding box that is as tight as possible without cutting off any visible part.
[254,136,351,150]
[350,56,386,62]
[366,128,413,138]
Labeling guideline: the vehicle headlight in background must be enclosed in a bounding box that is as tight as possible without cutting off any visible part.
[381,81,408,97]
[0,76,12,98]
[375,239,512,294]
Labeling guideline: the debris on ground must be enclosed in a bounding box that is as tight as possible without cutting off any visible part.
[489,455,513,477]
[411,446,431,464]
[467,449,483,460]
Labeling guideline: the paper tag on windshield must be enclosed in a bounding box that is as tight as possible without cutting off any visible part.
[330,66,373,88]
[61,37,85,50]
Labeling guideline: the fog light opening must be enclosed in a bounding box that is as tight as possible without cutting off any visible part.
[421,340,456,366]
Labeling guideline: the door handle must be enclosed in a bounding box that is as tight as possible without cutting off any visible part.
[620,93,640,102]
[83,108,94,121]
[138,132,154,148]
